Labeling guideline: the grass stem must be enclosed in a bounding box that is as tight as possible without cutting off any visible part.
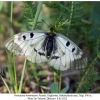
[76,56,98,93]
[66,1,74,37]
[18,59,27,93]
[0,76,11,93]
[59,71,62,93]
[10,1,13,36]
[54,72,57,82]
[32,1,43,30]
[18,1,43,93]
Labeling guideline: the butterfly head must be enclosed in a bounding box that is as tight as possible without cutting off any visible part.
[49,27,55,34]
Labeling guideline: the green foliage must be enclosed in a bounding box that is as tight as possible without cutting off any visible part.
[50,82,58,93]
[50,67,61,75]
[21,2,43,30]
[50,82,69,93]
[21,1,37,22]
[90,2,100,56]
[51,14,69,32]
[77,67,100,93]
[44,1,84,34]
[60,87,69,93]
[0,1,3,11]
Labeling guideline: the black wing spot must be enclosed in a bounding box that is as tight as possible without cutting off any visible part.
[66,41,70,47]
[51,56,59,59]
[72,47,75,52]
[23,35,26,40]
[30,32,34,38]
[38,52,45,56]
[34,48,37,52]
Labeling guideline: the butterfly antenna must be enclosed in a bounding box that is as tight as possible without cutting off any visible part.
[41,19,50,28]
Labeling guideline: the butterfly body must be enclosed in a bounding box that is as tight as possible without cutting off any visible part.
[4,29,87,71]
[46,36,54,57]
[44,31,56,58]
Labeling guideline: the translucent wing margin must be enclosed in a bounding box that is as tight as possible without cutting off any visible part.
[4,30,48,63]
[49,34,87,71]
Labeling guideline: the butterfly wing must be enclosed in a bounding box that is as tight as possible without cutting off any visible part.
[5,30,87,71]
[4,30,48,63]
[48,34,87,71]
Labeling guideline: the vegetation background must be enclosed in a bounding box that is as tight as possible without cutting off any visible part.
[0,1,100,93]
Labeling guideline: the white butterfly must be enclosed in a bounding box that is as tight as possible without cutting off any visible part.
[4,28,87,71]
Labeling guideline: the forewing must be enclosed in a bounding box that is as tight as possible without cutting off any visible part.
[49,34,87,71]
[4,30,48,63]
[27,37,48,63]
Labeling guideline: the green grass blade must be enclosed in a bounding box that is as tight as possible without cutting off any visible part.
[32,1,43,30]
[18,59,27,93]
[0,75,11,93]
[10,1,13,36]
[18,1,43,93]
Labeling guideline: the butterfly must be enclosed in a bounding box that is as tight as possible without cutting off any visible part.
[4,28,87,71]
